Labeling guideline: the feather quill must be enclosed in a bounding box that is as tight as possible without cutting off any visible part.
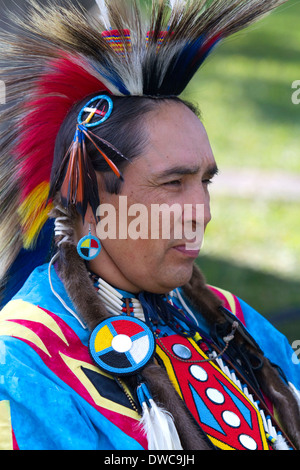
[95,0,111,29]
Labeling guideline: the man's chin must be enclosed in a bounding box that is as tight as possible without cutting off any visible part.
[159,261,195,293]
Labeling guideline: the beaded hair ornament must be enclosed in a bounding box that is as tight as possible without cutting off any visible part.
[0,0,287,299]
[49,94,124,223]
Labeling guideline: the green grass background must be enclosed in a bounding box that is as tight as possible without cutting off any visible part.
[181,0,300,343]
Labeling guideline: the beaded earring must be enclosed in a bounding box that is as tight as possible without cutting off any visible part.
[77,224,101,261]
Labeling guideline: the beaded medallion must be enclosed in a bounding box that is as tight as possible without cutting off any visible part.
[89,316,155,376]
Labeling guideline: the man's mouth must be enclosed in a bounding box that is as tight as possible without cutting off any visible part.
[172,244,201,258]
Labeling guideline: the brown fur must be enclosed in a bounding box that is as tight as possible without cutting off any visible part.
[183,263,300,449]
[182,264,224,325]
[58,243,111,331]
[256,356,300,449]
[139,363,213,450]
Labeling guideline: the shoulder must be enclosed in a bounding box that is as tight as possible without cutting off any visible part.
[0,299,79,360]
[208,285,300,390]
[208,285,247,326]
[11,263,55,307]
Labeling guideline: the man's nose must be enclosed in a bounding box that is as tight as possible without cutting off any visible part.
[182,184,211,229]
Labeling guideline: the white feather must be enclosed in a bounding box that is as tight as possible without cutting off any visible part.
[138,387,182,450]
[139,402,158,450]
[273,434,291,450]
[149,399,182,450]
[168,0,187,10]
[289,382,300,412]
[95,0,111,29]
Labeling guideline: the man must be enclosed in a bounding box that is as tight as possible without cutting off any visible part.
[0,0,299,450]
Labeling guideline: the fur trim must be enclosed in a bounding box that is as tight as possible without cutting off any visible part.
[183,264,300,449]
[255,357,300,449]
[289,382,300,412]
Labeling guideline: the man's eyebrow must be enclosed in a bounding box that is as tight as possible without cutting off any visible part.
[153,164,219,180]
[204,164,219,178]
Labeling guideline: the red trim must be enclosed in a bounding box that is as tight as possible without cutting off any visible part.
[208,286,246,327]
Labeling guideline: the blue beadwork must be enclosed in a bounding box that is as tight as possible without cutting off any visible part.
[89,316,155,376]
[77,95,113,128]
[77,234,102,261]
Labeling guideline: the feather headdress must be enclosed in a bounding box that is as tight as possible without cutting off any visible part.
[0,0,287,300]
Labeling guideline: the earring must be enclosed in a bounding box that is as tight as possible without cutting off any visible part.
[77,224,101,261]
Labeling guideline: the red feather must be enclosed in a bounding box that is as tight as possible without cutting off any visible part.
[15,54,109,204]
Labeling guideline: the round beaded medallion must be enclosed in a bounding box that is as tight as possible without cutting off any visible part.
[89,316,155,376]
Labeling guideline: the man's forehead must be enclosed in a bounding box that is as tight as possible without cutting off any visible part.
[133,102,217,175]
[138,142,217,176]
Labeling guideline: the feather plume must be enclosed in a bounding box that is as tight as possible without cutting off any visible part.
[137,382,183,450]
[95,0,111,29]
[0,0,287,292]
[139,400,183,450]
[273,434,291,451]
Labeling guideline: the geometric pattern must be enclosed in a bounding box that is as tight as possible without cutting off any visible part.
[102,29,168,56]
[156,334,272,450]
[102,29,132,56]
[0,300,148,449]
[78,95,113,128]
[89,316,155,377]
[77,235,101,261]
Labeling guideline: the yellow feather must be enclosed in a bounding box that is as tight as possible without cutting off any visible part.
[18,182,53,248]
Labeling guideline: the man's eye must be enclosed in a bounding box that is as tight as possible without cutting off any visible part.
[164,180,182,186]
[202,178,213,186]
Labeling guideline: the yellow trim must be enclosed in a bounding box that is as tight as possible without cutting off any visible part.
[0,321,50,356]
[211,286,237,315]
[209,436,235,450]
[1,300,69,348]
[60,353,140,421]
[155,343,183,398]
[0,401,13,450]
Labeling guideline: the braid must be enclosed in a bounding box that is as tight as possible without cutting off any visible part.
[183,265,300,449]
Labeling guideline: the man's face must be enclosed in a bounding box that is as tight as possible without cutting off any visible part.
[91,101,218,294]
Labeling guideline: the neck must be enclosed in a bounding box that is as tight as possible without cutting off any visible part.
[89,271,172,324]
[88,253,142,294]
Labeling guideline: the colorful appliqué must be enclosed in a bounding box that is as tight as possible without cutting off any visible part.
[0,300,148,449]
[156,334,271,450]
